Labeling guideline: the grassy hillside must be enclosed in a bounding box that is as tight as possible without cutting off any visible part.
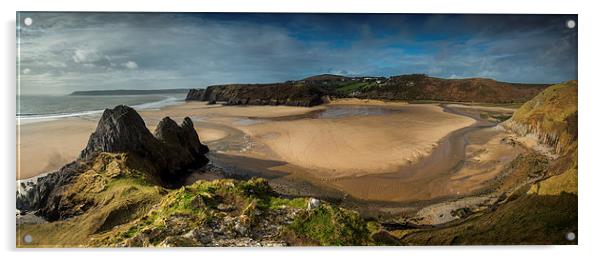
[17,153,166,247]
[504,80,577,154]
[398,81,578,245]
[399,193,577,245]
[191,74,548,106]
[17,153,379,247]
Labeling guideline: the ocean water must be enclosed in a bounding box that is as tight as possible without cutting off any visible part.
[17,93,187,124]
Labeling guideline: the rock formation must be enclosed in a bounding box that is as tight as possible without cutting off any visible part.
[80,105,209,181]
[502,80,578,155]
[185,89,205,101]
[17,105,210,220]
[197,83,328,107]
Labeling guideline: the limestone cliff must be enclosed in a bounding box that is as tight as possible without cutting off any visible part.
[185,89,205,101]
[503,81,578,156]
[197,83,328,107]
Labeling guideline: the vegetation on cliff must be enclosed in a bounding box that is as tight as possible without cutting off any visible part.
[504,80,577,155]
[396,81,578,245]
[186,73,548,106]
[18,159,377,247]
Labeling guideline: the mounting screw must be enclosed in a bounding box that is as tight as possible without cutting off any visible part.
[24,17,32,26]
[566,19,576,29]
[23,234,33,243]
[566,231,576,241]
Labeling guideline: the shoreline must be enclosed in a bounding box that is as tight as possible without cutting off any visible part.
[16,98,526,226]
[16,99,519,210]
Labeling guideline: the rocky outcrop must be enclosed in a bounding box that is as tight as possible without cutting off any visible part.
[199,83,328,107]
[80,105,209,180]
[502,81,577,156]
[185,89,205,101]
[16,161,88,213]
[17,105,210,220]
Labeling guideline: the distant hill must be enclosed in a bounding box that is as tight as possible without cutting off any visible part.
[186,73,550,106]
[70,89,190,96]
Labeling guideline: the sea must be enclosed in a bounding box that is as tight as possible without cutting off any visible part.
[16,93,187,124]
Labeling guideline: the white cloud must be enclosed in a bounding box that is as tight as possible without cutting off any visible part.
[22,68,31,74]
[16,13,577,95]
[123,61,138,69]
[72,49,102,64]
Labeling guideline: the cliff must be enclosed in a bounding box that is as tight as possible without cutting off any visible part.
[399,80,578,245]
[185,74,548,107]
[185,89,205,101]
[502,80,578,155]
[502,80,578,196]
[192,83,329,107]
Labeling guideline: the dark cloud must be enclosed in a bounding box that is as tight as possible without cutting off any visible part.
[17,12,577,94]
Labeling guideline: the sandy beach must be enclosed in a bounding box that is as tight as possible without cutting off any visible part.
[17,99,525,205]
[238,104,475,177]
[16,101,324,179]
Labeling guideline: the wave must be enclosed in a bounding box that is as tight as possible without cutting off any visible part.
[17,96,184,125]
[131,96,183,110]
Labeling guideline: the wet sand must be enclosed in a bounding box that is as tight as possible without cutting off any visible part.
[17,99,521,209]
[237,104,475,177]
[16,102,324,179]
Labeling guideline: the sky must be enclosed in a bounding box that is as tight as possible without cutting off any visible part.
[17,12,577,95]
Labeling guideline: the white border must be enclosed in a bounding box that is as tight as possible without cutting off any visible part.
[2,0,600,259]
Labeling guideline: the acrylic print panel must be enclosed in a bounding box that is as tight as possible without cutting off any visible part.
[16,12,578,247]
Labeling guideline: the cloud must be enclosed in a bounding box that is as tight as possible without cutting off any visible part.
[123,61,138,69]
[22,68,31,74]
[16,13,577,95]
[72,49,99,64]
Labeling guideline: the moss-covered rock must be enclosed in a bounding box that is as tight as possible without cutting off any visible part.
[285,203,371,246]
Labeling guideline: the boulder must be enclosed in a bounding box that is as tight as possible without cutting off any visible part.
[307,198,321,210]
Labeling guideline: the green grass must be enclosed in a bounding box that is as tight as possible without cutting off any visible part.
[508,80,577,153]
[334,81,378,95]
[61,176,312,247]
[286,204,371,246]
[265,197,307,210]
[17,153,165,247]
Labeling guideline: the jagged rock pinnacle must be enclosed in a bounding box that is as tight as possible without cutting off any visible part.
[80,105,209,181]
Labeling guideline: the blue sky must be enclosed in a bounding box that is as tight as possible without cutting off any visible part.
[17,13,577,94]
